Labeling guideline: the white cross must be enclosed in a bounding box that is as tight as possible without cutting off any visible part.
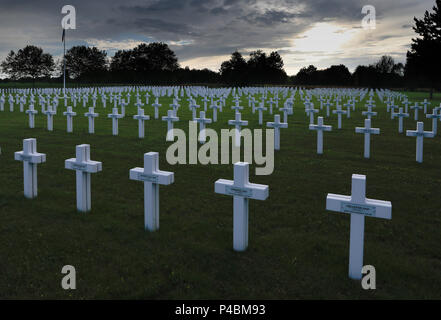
[403,100,411,113]
[26,104,38,128]
[189,103,200,120]
[343,102,352,118]
[268,98,275,114]
[309,116,332,154]
[426,109,441,135]
[169,101,179,116]
[107,107,123,136]
[406,122,435,163]
[65,144,102,212]
[231,102,243,113]
[215,162,269,251]
[194,111,212,143]
[355,119,380,159]
[410,103,422,121]
[63,106,77,133]
[255,103,267,125]
[391,107,409,133]
[305,105,318,124]
[133,108,150,139]
[421,99,431,114]
[389,104,399,119]
[267,114,288,151]
[120,100,128,117]
[210,102,220,122]
[14,138,46,199]
[202,96,209,111]
[42,105,56,131]
[279,105,291,123]
[84,107,99,134]
[326,174,392,280]
[332,106,347,129]
[228,112,248,147]
[130,152,174,231]
[362,105,377,120]
[162,109,180,142]
[152,101,162,119]
[324,100,333,117]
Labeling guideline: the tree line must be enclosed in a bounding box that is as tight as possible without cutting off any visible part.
[1,0,440,94]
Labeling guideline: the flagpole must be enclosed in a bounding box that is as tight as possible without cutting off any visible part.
[63,29,66,93]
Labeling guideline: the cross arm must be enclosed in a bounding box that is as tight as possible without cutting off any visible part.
[326,193,392,219]
[215,179,269,200]
[14,151,46,164]
[65,159,102,173]
[129,167,174,185]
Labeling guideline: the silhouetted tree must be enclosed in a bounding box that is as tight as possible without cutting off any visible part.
[1,45,55,85]
[406,0,441,98]
[64,46,107,79]
[220,51,248,85]
[295,65,317,85]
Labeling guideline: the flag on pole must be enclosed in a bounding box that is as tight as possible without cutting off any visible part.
[62,29,65,43]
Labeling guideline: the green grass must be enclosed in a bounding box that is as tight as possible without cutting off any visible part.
[0,90,441,299]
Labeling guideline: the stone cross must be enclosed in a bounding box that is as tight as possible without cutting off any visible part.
[133,108,150,139]
[231,102,243,113]
[152,101,162,119]
[267,98,276,114]
[326,174,392,280]
[120,100,128,117]
[355,119,380,159]
[421,99,431,114]
[162,109,180,141]
[324,100,333,117]
[305,105,318,124]
[194,111,212,143]
[332,106,347,129]
[362,105,377,120]
[410,103,422,121]
[129,152,174,231]
[84,107,99,134]
[343,102,352,118]
[65,144,102,212]
[189,103,200,120]
[309,116,332,154]
[267,114,288,151]
[215,162,269,251]
[14,138,46,199]
[391,107,409,133]
[406,122,435,163]
[26,104,38,128]
[42,105,56,131]
[63,106,77,133]
[255,103,267,125]
[228,112,248,147]
[426,109,441,135]
[107,107,123,136]
[279,105,291,123]
[210,102,220,122]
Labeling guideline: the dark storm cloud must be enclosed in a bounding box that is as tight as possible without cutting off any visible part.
[0,0,435,74]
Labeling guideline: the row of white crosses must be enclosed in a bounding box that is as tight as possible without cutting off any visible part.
[11,138,394,280]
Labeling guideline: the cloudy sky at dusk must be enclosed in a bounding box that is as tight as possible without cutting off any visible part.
[0,0,435,75]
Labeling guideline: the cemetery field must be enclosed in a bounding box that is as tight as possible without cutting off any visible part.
[1,92,441,299]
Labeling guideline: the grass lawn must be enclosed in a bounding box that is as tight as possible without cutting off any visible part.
[0,89,440,299]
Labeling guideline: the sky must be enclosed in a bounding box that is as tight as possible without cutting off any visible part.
[0,0,436,76]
